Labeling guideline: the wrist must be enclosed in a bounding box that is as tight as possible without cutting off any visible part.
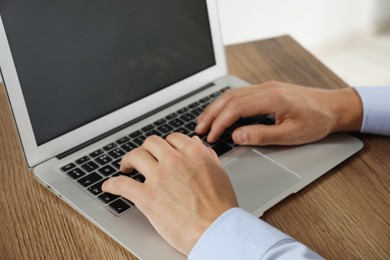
[330,87,363,133]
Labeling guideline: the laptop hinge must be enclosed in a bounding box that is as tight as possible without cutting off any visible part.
[57,82,215,160]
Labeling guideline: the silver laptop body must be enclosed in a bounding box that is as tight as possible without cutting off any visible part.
[0,0,363,259]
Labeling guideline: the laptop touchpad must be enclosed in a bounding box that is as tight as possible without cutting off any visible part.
[224,149,301,213]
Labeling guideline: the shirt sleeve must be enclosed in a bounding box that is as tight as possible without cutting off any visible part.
[354,87,390,136]
[188,208,323,260]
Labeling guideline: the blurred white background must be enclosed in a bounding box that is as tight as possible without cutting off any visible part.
[217,0,390,86]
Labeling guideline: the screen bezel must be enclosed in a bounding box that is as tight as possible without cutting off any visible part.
[0,0,227,167]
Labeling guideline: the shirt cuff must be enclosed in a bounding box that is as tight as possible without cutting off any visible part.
[188,207,290,260]
[354,87,390,136]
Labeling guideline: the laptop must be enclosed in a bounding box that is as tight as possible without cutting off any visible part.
[0,0,363,259]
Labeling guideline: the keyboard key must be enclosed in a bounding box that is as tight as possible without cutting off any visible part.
[95,154,112,165]
[75,156,90,165]
[180,113,195,122]
[77,172,103,187]
[67,168,86,179]
[169,118,184,128]
[112,159,121,169]
[145,129,162,137]
[116,136,130,144]
[103,143,117,151]
[261,116,275,125]
[199,134,208,143]
[175,127,189,135]
[226,123,240,134]
[98,192,120,204]
[90,149,104,158]
[188,101,200,109]
[209,91,221,98]
[87,179,107,196]
[157,124,173,134]
[201,103,209,110]
[153,118,166,126]
[141,124,154,132]
[121,141,137,152]
[98,165,117,176]
[129,130,142,139]
[108,148,125,159]
[133,174,145,183]
[109,199,131,214]
[190,108,203,117]
[81,161,99,172]
[112,170,137,177]
[212,143,233,157]
[61,163,76,172]
[199,96,210,103]
[185,122,197,131]
[122,197,135,206]
[126,169,139,177]
[133,136,146,146]
[166,113,177,120]
[177,107,188,114]
[224,137,237,147]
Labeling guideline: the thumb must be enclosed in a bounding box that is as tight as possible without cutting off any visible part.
[232,124,291,146]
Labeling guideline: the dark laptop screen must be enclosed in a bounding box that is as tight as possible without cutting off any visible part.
[0,0,215,145]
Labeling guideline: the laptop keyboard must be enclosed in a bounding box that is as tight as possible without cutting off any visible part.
[60,87,274,215]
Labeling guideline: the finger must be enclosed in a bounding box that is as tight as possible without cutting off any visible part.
[191,135,203,144]
[232,124,295,146]
[120,147,158,178]
[166,133,214,159]
[206,92,278,143]
[192,135,218,159]
[196,83,279,134]
[102,176,143,204]
[196,86,259,134]
[141,135,175,162]
[165,132,194,151]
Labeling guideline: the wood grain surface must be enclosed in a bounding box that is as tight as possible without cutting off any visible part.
[1,36,389,259]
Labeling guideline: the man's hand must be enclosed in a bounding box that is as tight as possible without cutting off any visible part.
[102,134,238,255]
[196,81,363,145]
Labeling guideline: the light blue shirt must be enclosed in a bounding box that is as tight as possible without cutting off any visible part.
[354,87,390,136]
[189,87,389,259]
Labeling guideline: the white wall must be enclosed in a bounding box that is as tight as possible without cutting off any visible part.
[217,0,390,49]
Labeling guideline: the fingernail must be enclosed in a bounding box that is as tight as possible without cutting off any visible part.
[235,129,247,144]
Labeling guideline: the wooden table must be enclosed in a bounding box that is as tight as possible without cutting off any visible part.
[1,36,389,259]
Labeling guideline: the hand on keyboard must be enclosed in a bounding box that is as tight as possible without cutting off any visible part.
[195,81,363,146]
[102,133,238,255]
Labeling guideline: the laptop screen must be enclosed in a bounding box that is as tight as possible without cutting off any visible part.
[0,1,215,145]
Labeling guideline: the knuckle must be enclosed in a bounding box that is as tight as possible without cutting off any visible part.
[224,100,242,118]
[129,147,142,158]
[166,132,183,142]
[165,149,181,163]
[221,89,235,100]
[169,132,183,138]
[265,80,280,88]
[187,143,203,155]
[143,135,159,146]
